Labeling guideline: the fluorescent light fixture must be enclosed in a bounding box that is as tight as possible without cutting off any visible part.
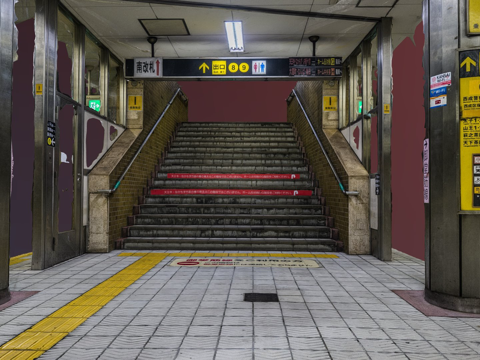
[225,21,244,52]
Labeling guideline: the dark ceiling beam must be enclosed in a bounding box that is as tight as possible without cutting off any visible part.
[121,0,382,23]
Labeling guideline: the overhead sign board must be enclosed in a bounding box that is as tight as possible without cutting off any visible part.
[126,57,342,79]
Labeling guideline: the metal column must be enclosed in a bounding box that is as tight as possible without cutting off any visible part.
[374,17,393,261]
[32,0,58,270]
[362,41,372,173]
[423,0,480,313]
[0,0,16,304]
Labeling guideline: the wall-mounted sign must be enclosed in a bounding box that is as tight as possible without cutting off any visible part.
[430,72,452,89]
[375,174,380,195]
[35,84,43,95]
[323,96,338,112]
[460,50,480,119]
[126,57,342,78]
[88,100,101,112]
[133,57,162,78]
[128,95,143,111]
[384,104,390,114]
[468,0,480,35]
[47,121,56,147]
[423,139,429,204]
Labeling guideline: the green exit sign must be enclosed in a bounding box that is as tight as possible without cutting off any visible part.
[88,100,101,112]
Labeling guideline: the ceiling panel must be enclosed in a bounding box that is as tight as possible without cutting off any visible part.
[73,5,156,37]
[232,11,308,35]
[231,0,313,6]
[168,35,234,57]
[358,0,396,6]
[63,0,150,7]
[103,37,178,58]
[242,35,303,57]
[304,17,375,36]
[152,5,231,36]
[310,4,390,17]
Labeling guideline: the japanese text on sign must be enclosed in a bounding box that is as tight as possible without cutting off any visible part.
[134,57,162,78]
[323,96,338,112]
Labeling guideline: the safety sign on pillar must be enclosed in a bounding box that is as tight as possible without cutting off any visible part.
[459,49,480,210]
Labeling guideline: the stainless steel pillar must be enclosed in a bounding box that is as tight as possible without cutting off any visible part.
[374,18,393,261]
[424,0,480,313]
[0,0,16,304]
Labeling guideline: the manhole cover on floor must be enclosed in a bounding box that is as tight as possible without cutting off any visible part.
[244,293,279,302]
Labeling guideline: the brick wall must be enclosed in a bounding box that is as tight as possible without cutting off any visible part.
[288,81,352,252]
[107,81,188,248]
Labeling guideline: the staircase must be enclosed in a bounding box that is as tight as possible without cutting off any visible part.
[121,122,342,252]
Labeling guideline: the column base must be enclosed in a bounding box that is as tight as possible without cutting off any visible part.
[425,288,480,314]
[0,288,11,306]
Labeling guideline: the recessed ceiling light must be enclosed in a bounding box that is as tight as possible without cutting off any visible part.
[225,21,244,52]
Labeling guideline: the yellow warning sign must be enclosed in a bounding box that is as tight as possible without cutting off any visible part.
[212,61,227,75]
[461,77,480,118]
[323,96,338,112]
[35,84,43,95]
[128,95,142,111]
[384,104,390,114]
[228,63,239,73]
[460,119,480,210]
[468,0,480,35]
[475,187,480,194]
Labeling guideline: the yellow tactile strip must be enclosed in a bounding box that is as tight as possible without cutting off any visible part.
[0,253,167,360]
[119,252,339,259]
[9,253,32,266]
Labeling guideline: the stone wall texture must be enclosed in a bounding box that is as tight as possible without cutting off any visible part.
[288,81,370,254]
[107,81,188,249]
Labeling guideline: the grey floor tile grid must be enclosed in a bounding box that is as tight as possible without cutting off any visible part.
[0,250,478,359]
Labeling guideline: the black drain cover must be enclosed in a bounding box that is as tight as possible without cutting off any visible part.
[244,293,279,302]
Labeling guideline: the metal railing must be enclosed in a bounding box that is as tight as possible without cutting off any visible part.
[288,89,359,196]
[96,87,185,195]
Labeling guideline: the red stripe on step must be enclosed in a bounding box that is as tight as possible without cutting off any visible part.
[167,173,300,180]
[150,189,313,196]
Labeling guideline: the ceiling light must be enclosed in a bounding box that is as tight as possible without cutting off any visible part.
[225,21,244,52]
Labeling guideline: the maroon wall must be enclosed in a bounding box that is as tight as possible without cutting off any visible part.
[178,81,296,123]
[391,22,426,260]
[10,19,35,257]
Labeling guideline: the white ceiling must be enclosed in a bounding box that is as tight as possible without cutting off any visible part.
[60,0,423,62]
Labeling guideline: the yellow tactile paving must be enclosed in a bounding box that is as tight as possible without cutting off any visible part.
[9,253,32,266]
[191,252,212,257]
[0,253,168,359]
[0,350,44,360]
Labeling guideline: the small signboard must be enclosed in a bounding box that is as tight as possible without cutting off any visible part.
[430,72,452,89]
[128,95,143,111]
[35,84,43,96]
[323,96,338,112]
[430,95,447,108]
[288,57,342,77]
[133,57,162,78]
[375,174,380,195]
[460,50,480,118]
[468,0,480,35]
[47,121,56,147]
[88,100,101,112]
[423,139,429,203]
[384,104,390,114]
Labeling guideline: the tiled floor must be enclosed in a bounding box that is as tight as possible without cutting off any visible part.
[2,250,480,359]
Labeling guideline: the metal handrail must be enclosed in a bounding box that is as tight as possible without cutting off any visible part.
[288,89,359,196]
[96,88,185,195]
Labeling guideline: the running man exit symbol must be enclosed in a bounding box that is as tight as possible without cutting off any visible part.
[252,60,267,75]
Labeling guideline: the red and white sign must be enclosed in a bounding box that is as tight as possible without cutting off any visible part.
[134,57,162,78]
[167,173,300,180]
[430,72,451,89]
[150,189,313,196]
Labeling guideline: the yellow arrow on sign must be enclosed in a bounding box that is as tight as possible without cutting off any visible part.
[461,57,477,72]
[199,63,210,74]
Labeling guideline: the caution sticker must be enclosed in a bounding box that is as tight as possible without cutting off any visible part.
[128,95,143,111]
[170,258,320,268]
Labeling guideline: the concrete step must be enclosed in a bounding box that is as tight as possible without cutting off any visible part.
[123,237,339,252]
[180,122,292,128]
[125,225,337,240]
[137,204,328,216]
[165,152,305,160]
[162,158,306,166]
[174,136,296,142]
[142,196,324,206]
[172,141,298,148]
[151,179,313,188]
[156,172,311,180]
[158,165,308,173]
[176,130,295,137]
[131,214,333,227]
[169,147,302,154]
